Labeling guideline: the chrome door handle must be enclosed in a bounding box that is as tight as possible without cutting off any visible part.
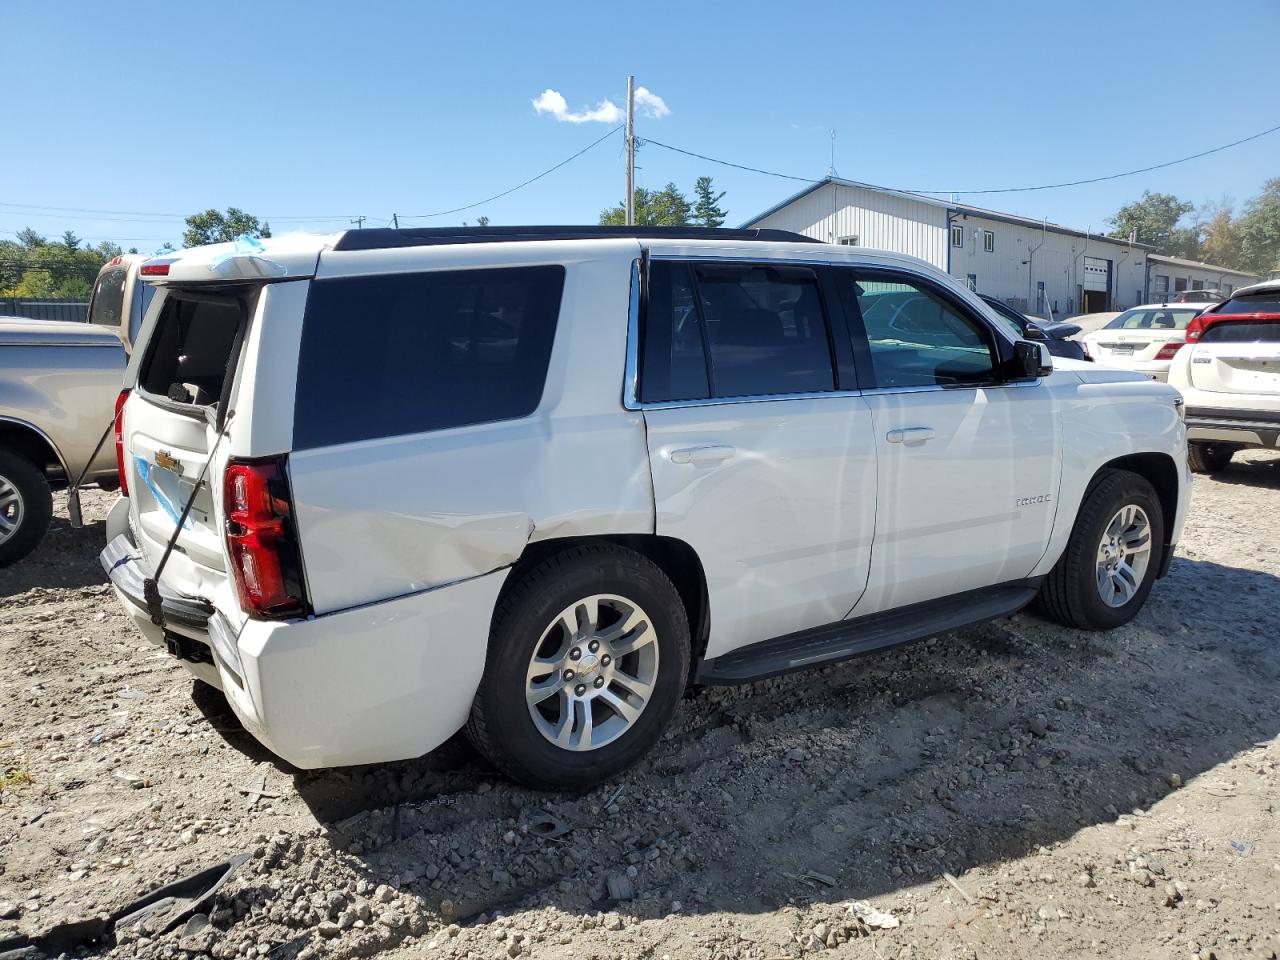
[886,427,935,445]
[669,444,736,465]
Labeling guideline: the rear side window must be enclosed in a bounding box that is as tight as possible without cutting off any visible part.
[640,261,835,401]
[294,266,564,449]
[1216,294,1280,315]
[1201,320,1280,343]
[88,266,127,328]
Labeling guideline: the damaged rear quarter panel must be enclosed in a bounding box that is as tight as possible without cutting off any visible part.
[285,249,655,616]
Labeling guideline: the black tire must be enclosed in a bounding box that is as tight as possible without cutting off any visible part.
[0,449,53,567]
[466,543,690,791]
[1187,441,1237,474]
[1037,469,1165,631]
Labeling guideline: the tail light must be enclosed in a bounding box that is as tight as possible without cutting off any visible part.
[114,390,130,496]
[1154,341,1184,361]
[1184,315,1206,343]
[224,458,308,619]
[1080,340,1092,359]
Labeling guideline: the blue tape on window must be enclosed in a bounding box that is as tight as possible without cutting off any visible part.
[133,455,191,530]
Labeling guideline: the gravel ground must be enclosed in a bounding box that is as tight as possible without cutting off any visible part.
[2,453,1279,960]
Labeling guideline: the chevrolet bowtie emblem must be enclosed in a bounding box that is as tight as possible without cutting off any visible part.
[154,449,182,474]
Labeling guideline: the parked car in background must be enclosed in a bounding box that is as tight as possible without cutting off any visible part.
[1168,279,1280,472]
[102,227,1188,790]
[1166,289,1226,304]
[980,295,1088,361]
[1081,302,1212,380]
[0,256,152,564]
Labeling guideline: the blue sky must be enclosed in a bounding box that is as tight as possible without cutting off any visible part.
[3,0,1277,251]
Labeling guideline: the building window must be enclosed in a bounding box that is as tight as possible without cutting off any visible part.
[1223,284,1233,296]
[950,224,964,248]
[1192,280,1204,290]
[966,273,978,292]
[837,235,859,246]
[983,230,994,253]
[1153,274,1169,297]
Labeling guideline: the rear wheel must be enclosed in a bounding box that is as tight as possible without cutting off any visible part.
[466,543,690,791]
[1037,469,1164,631]
[0,449,53,567]
[1187,441,1238,474]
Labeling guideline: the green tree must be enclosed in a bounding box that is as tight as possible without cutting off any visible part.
[182,207,272,248]
[16,227,46,249]
[1236,178,1280,276]
[60,230,81,251]
[1108,191,1198,256]
[692,176,727,227]
[599,182,692,226]
[1198,200,1242,269]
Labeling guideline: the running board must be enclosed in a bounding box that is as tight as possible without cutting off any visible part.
[695,579,1042,685]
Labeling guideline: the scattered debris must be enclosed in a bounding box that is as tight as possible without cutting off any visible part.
[943,871,978,906]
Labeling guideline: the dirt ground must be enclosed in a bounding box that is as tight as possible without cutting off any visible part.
[2,453,1279,960]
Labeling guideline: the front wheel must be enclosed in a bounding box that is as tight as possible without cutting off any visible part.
[466,543,690,791]
[1188,441,1237,474]
[1037,469,1164,631]
[0,450,53,566]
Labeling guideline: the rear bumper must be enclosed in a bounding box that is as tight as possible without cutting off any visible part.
[1184,407,1280,448]
[102,532,509,769]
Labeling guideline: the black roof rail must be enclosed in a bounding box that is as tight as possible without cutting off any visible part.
[331,224,820,252]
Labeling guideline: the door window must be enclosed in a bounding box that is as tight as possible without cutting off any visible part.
[848,275,998,389]
[640,261,836,401]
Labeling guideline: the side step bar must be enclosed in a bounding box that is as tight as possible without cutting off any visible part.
[696,579,1042,685]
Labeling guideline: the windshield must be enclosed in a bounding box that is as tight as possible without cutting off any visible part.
[87,265,127,328]
[1103,307,1200,331]
[981,299,1027,338]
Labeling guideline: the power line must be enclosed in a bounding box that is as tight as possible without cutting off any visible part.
[401,125,623,219]
[0,202,361,222]
[642,120,1280,196]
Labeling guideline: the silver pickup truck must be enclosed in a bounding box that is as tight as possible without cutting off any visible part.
[0,254,152,564]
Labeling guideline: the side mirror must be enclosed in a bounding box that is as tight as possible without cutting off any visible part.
[1013,339,1053,379]
[1022,324,1048,341]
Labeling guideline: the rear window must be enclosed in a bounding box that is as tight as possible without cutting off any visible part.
[293,266,564,449]
[138,292,245,408]
[1215,294,1280,315]
[1104,308,1200,331]
[1201,320,1280,344]
[88,266,127,328]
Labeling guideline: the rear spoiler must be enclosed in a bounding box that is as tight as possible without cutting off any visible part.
[140,234,333,285]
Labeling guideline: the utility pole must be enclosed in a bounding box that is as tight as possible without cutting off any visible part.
[625,75,636,226]
[350,216,366,229]
[392,213,399,229]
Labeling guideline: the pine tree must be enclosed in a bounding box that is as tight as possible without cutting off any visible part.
[692,176,727,228]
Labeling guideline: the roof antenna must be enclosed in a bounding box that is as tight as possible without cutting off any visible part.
[827,129,838,178]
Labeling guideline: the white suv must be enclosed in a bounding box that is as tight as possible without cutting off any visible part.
[1168,279,1280,472]
[102,227,1190,790]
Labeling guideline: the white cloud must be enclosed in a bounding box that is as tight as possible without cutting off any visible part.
[634,86,670,119]
[531,86,670,124]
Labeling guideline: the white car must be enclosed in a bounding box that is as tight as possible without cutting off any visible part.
[1081,302,1213,381]
[1168,279,1280,472]
[100,227,1190,790]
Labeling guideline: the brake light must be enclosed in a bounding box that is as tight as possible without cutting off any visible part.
[224,458,307,619]
[140,260,172,276]
[114,390,130,496]
[1154,341,1184,361]
[1185,316,1207,343]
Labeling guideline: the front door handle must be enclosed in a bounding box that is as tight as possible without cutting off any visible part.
[886,427,935,445]
[669,444,736,465]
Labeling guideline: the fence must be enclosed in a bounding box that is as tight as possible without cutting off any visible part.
[0,297,90,323]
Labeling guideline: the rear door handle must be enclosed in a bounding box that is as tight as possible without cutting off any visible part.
[669,444,736,465]
[886,427,935,445]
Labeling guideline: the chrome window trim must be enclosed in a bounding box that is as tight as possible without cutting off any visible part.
[622,254,1035,412]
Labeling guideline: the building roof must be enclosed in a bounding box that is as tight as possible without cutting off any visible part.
[1145,253,1258,278]
[743,177,1153,250]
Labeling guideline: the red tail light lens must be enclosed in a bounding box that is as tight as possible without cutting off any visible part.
[140,260,172,276]
[114,390,130,496]
[1185,316,1206,343]
[224,458,308,619]
[1154,341,1184,361]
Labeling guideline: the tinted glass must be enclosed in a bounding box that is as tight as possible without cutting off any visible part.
[139,294,242,406]
[852,277,997,388]
[1104,308,1200,331]
[1216,294,1280,315]
[88,266,127,328]
[1200,320,1280,343]
[639,261,710,403]
[294,266,563,449]
[695,263,833,397]
[982,297,1028,338]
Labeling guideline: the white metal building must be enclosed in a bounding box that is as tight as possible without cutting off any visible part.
[745,178,1161,317]
[1145,254,1257,299]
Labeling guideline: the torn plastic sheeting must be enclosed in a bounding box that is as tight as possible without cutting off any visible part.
[208,234,288,278]
[134,456,192,530]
